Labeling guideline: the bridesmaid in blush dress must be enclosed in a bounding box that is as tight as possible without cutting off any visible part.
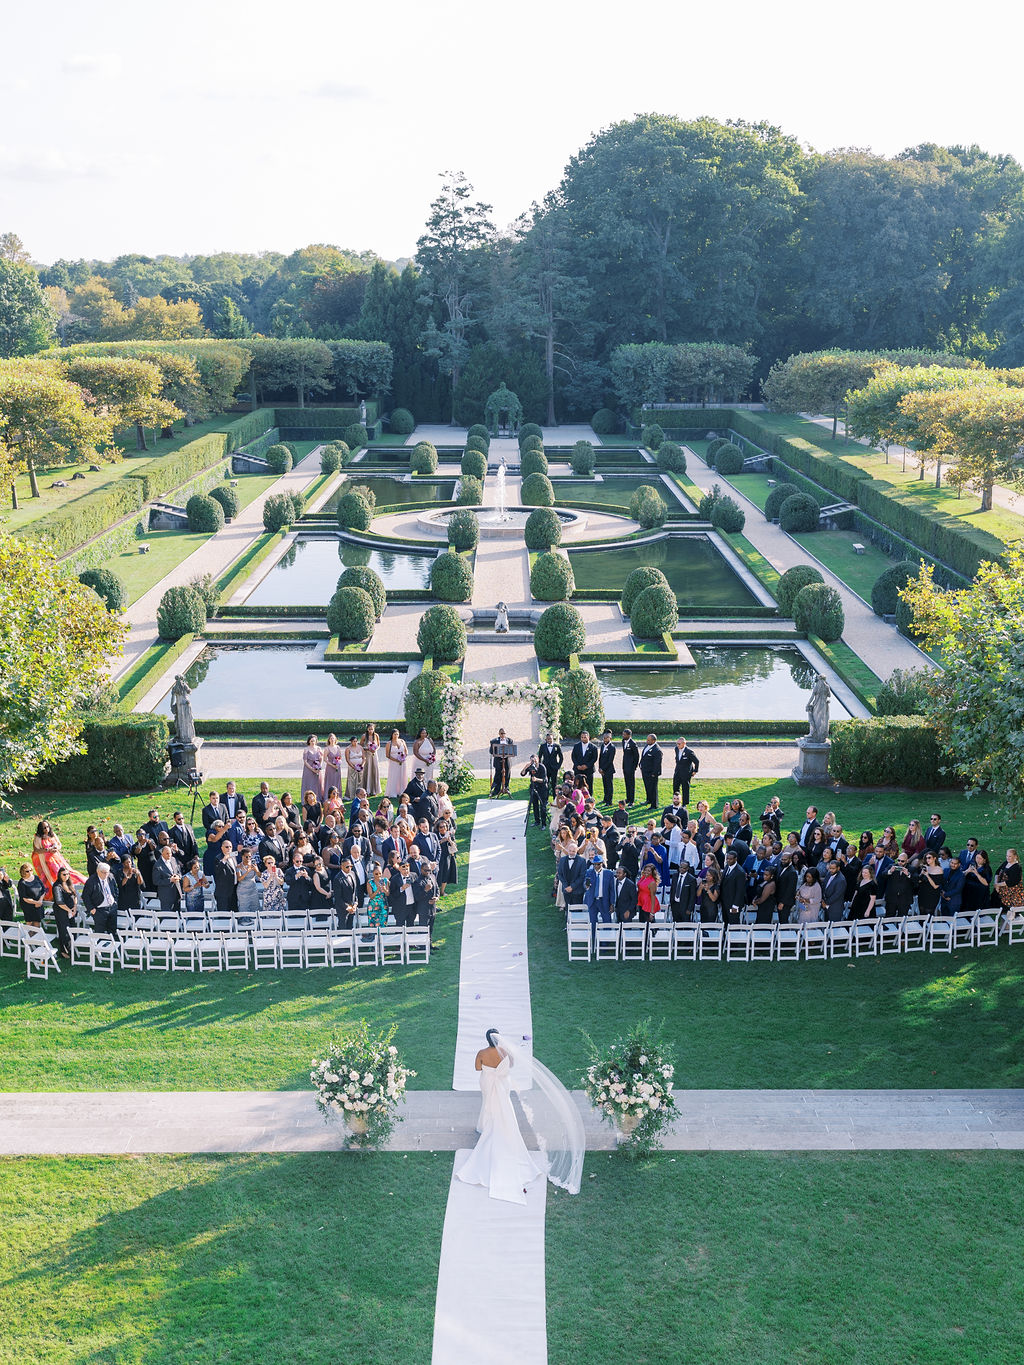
[362,724,381,797]
[344,735,365,799]
[324,733,344,799]
[385,729,408,798]
[300,734,326,802]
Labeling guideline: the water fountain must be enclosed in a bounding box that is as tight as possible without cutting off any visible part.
[494,459,508,522]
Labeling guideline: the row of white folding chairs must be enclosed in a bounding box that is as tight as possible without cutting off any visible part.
[0,922,62,978]
[74,926,430,973]
[117,906,409,936]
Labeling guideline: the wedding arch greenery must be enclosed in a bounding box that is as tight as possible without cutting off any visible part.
[439,679,561,788]
[484,381,524,436]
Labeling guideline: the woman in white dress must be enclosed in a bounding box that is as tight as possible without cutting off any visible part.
[384,728,408,798]
[412,727,437,783]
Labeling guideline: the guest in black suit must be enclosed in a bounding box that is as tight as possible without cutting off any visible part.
[617,829,641,880]
[613,866,638,922]
[597,731,616,806]
[213,841,239,916]
[412,866,438,934]
[82,862,120,936]
[924,813,946,855]
[571,732,598,794]
[720,850,747,925]
[599,816,620,871]
[883,855,915,917]
[284,852,312,914]
[201,791,229,833]
[222,781,247,821]
[671,738,700,804]
[620,729,640,806]
[412,782,439,827]
[776,856,799,923]
[153,846,182,915]
[142,808,169,845]
[557,846,587,907]
[539,735,563,791]
[520,756,550,826]
[389,860,417,927]
[797,806,821,857]
[169,811,198,865]
[251,783,280,829]
[822,860,848,921]
[331,857,358,929]
[639,735,663,809]
[668,864,697,922]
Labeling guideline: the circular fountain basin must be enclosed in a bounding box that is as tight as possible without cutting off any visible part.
[418,506,586,539]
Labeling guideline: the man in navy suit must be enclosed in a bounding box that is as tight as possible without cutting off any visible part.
[958,838,979,869]
[942,856,965,915]
[413,819,440,866]
[924,813,946,854]
[584,855,614,936]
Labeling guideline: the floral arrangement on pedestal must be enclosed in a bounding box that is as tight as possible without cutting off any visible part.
[581,1018,678,1157]
[310,1021,415,1148]
[438,679,562,792]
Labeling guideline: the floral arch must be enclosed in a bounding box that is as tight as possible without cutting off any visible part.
[438,679,561,787]
[484,382,524,436]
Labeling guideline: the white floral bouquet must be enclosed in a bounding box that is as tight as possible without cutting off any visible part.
[311,1021,415,1147]
[581,1018,677,1156]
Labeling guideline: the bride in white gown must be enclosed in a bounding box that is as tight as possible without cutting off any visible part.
[456,1029,585,1204]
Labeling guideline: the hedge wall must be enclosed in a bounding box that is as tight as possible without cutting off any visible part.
[828,715,946,788]
[29,712,169,791]
[28,479,146,556]
[273,405,376,428]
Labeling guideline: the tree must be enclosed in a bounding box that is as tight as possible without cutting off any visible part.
[212,295,253,338]
[0,534,125,803]
[0,363,115,496]
[416,171,494,421]
[762,350,883,437]
[0,438,23,511]
[127,295,206,339]
[248,337,333,408]
[62,354,181,450]
[0,258,56,357]
[898,384,1024,510]
[846,362,995,477]
[900,552,1024,817]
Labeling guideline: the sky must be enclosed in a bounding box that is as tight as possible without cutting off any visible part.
[3,0,1022,267]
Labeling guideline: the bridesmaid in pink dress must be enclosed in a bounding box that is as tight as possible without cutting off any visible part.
[300,734,326,802]
[324,733,344,798]
[32,821,85,898]
[362,724,381,797]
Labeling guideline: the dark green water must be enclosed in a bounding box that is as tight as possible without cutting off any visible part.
[568,536,758,608]
[322,477,455,513]
[245,537,436,606]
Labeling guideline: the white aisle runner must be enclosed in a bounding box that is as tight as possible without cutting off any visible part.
[453,799,534,1090]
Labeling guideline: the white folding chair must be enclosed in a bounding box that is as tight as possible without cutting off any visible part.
[620,925,647,960]
[208,914,234,935]
[901,915,929,952]
[91,936,121,973]
[800,923,828,960]
[404,927,431,963]
[0,922,27,959]
[378,927,406,965]
[197,935,224,972]
[928,916,954,952]
[303,931,330,968]
[877,917,904,955]
[284,913,309,933]
[120,932,148,970]
[133,913,159,934]
[328,930,355,966]
[567,923,592,961]
[222,936,251,970]
[953,911,977,949]
[973,909,1000,947]
[181,913,207,935]
[156,913,180,934]
[750,925,776,960]
[253,933,280,969]
[672,924,698,960]
[308,910,333,931]
[725,925,752,961]
[647,925,673,961]
[171,937,197,971]
[146,934,173,970]
[697,923,723,960]
[1004,911,1024,945]
[354,932,380,966]
[774,924,800,960]
[852,919,879,956]
[595,924,621,960]
[827,922,853,958]
[278,933,304,968]
[69,926,94,965]
[25,933,59,980]
[258,910,284,932]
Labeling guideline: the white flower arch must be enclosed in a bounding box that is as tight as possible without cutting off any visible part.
[438,679,562,784]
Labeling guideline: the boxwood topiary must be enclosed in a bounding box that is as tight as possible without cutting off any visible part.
[465,432,489,456]
[346,482,376,510]
[641,423,665,451]
[461,448,486,480]
[656,441,686,472]
[320,444,341,473]
[468,423,490,444]
[591,407,619,436]
[870,560,921,617]
[764,480,800,521]
[519,447,549,479]
[344,423,369,451]
[521,472,555,507]
[185,493,224,533]
[713,442,744,475]
[779,492,821,533]
[336,490,372,531]
[157,584,206,640]
[389,407,415,435]
[187,573,218,619]
[519,422,544,444]
[629,485,667,529]
[289,491,306,521]
[534,602,586,662]
[327,585,376,641]
[78,567,127,613]
[793,582,845,642]
[431,550,474,602]
[265,443,294,474]
[404,667,451,738]
[524,506,562,551]
[570,440,596,475]
[706,436,731,463]
[416,603,467,661]
[709,494,745,533]
[777,564,824,615]
[530,550,575,601]
[874,666,933,716]
[337,565,386,619]
[209,484,239,520]
[828,716,943,788]
[263,492,294,532]
[456,474,483,506]
[447,508,480,551]
[621,565,670,617]
[411,441,438,474]
[556,668,604,736]
[630,582,678,638]
[520,434,544,456]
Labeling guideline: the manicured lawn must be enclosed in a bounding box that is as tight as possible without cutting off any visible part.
[791,527,895,601]
[0,783,489,1092]
[0,1153,449,1365]
[97,528,211,603]
[546,1152,1024,1364]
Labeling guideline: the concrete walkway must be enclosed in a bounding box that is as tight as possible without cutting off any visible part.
[2,1088,1020,1154]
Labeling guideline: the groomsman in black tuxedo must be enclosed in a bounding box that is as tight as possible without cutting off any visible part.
[571,731,598,795]
[639,734,663,809]
[620,729,640,806]
[671,738,700,804]
[597,731,616,806]
[539,734,563,790]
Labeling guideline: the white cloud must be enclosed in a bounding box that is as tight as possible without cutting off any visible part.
[60,53,122,78]
[310,80,370,100]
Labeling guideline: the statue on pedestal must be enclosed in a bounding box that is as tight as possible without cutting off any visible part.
[169,674,196,744]
[806,674,831,744]
[494,602,510,634]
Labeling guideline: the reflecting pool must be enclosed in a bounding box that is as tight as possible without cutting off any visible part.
[567,536,759,609]
[322,477,456,513]
[245,537,436,606]
[551,477,680,509]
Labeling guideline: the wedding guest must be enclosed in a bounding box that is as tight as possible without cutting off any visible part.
[916,852,944,914]
[323,786,344,821]
[279,791,302,836]
[637,863,660,924]
[260,857,287,918]
[154,845,183,915]
[310,856,335,915]
[117,856,144,915]
[751,865,778,924]
[822,860,847,922]
[300,734,326,801]
[169,810,199,865]
[223,781,247,821]
[639,734,662,809]
[51,867,77,957]
[385,729,408,797]
[902,819,927,867]
[324,733,344,798]
[848,865,878,920]
[344,734,365,799]
[235,849,260,923]
[963,848,993,912]
[761,796,783,839]
[182,859,209,916]
[214,840,239,916]
[365,862,389,927]
[32,820,83,899]
[883,854,915,917]
[201,790,228,833]
[302,790,323,828]
[108,824,133,863]
[0,868,14,922]
[995,849,1022,910]
[81,861,119,937]
[941,855,965,915]
[362,723,382,796]
[239,816,261,866]
[134,828,156,892]
[413,727,437,783]
[285,851,312,914]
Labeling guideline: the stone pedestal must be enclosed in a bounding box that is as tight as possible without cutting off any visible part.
[166,737,205,786]
[791,738,830,786]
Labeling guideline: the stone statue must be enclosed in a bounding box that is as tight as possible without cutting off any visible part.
[806,673,831,744]
[495,601,510,634]
[169,674,196,745]
[359,399,367,424]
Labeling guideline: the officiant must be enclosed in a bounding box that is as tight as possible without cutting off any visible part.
[490,728,515,797]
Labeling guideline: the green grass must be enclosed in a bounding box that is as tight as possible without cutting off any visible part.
[97,528,211,602]
[547,1151,1024,1364]
[0,1153,448,1365]
[793,528,904,601]
[0,783,489,1092]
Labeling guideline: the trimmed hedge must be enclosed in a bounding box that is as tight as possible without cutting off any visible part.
[465,433,489,456]
[793,582,845,642]
[336,491,372,531]
[327,585,376,640]
[713,442,744,475]
[188,573,218,618]
[461,448,487,480]
[263,492,295,532]
[629,485,667,529]
[412,441,439,474]
[630,583,678,638]
[519,448,549,479]
[828,716,945,788]
[519,423,544,444]
[534,602,586,662]
[468,423,490,444]
[265,443,294,474]
[708,494,744,533]
[641,423,665,451]
[404,667,450,739]
[456,474,483,506]
[621,565,670,616]
[389,407,415,435]
[656,441,686,472]
[78,567,126,613]
[31,711,169,791]
[777,564,824,615]
[531,550,575,601]
[337,565,386,619]
[875,667,933,716]
[520,434,544,455]
[764,480,800,521]
[320,444,342,473]
[209,483,239,520]
[157,584,206,639]
[521,472,555,507]
[416,603,467,661]
[706,437,731,463]
[591,407,619,435]
[556,668,604,736]
[447,508,479,551]
[345,423,370,450]
[570,440,596,475]
[779,492,821,533]
[27,479,145,556]
[871,560,921,616]
[524,506,562,551]
[431,550,474,602]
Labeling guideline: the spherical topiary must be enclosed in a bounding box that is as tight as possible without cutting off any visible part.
[570,440,596,475]
[263,492,294,532]
[870,560,921,617]
[793,582,845,643]
[629,485,667,529]
[534,602,586,662]
[346,482,376,510]
[265,443,293,474]
[895,595,919,639]
[327,585,376,641]
[430,550,474,602]
[461,448,487,480]
[78,567,127,613]
[416,603,467,662]
[779,492,821,533]
[519,422,544,445]
[520,434,544,456]
[764,480,800,521]
[456,474,483,506]
[530,550,575,602]
[556,668,604,736]
[320,444,341,473]
[404,667,450,738]
[468,423,490,444]
[630,583,678,638]
[157,584,206,640]
[641,423,665,451]
[336,490,372,531]
[289,491,305,522]
[713,441,744,475]
[706,436,731,463]
[521,472,555,507]
[389,407,415,435]
[209,483,239,520]
[188,573,218,618]
[777,564,825,615]
[621,565,671,617]
[524,506,562,551]
[656,441,686,472]
[591,407,619,436]
[337,565,386,619]
[519,447,549,479]
[344,423,369,451]
[465,432,489,456]
[185,493,224,533]
[447,508,480,552]
[709,494,746,534]
[411,441,438,474]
